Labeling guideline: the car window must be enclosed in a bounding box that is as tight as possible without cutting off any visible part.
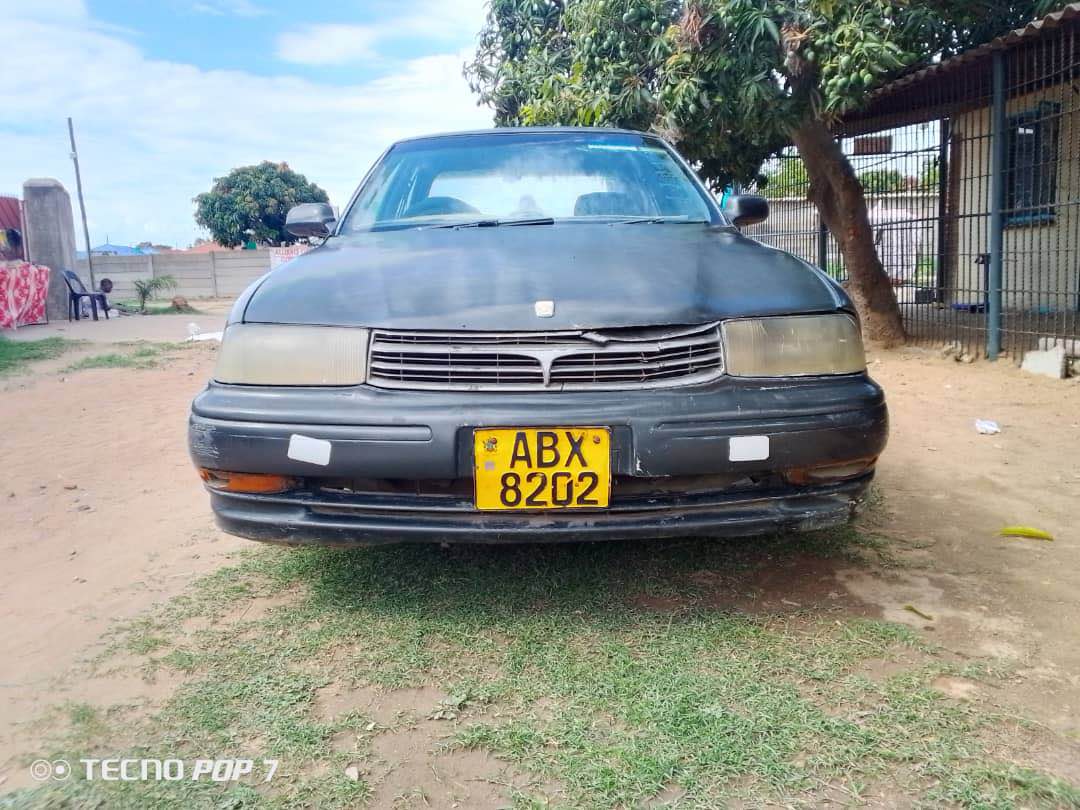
[428,172,617,220]
[341,132,716,232]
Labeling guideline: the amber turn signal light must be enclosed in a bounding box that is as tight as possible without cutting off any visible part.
[198,468,296,494]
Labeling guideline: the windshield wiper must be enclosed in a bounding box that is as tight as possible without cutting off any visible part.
[611,216,710,225]
[429,217,555,230]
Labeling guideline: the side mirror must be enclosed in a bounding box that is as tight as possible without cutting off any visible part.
[285,203,336,238]
[723,195,769,227]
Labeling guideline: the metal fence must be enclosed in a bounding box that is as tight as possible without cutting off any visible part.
[745,12,1080,361]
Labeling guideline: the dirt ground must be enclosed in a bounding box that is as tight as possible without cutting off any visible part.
[0,339,1078,797]
[0,340,246,777]
[2,301,230,345]
[857,350,1080,741]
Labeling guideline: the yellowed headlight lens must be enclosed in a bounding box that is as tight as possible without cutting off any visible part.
[213,324,369,385]
[722,314,865,377]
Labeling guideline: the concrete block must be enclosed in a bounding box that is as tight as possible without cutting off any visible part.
[1021,345,1068,379]
[1037,336,1080,357]
[22,178,77,321]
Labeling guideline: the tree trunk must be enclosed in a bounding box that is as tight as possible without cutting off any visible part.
[790,117,906,346]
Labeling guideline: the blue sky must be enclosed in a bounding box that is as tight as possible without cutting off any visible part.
[0,0,492,248]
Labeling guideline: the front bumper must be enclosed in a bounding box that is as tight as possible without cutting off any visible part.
[189,374,887,545]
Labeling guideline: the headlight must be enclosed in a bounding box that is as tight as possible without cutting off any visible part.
[214,324,369,385]
[722,314,865,377]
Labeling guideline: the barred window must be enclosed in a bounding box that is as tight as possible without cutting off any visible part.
[1004,101,1060,226]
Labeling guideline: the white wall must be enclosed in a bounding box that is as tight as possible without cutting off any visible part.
[949,85,1079,311]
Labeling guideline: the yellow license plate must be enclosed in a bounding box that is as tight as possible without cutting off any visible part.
[473,427,611,510]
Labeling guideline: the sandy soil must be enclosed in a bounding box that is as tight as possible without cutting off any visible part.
[3,298,231,345]
[0,341,1078,795]
[860,346,1080,735]
[0,342,247,775]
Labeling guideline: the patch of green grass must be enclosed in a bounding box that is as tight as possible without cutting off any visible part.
[123,618,170,656]
[0,336,75,374]
[62,341,194,372]
[61,702,112,747]
[159,649,198,674]
[67,702,99,729]
[8,526,1079,809]
[113,299,204,315]
[64,352,153,371]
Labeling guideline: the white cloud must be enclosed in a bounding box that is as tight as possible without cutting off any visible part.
[2,0,88,21]
[276,23,379,65]
[191,0,267,16]
[0,2,491,248]
[276,0,488,65]
[390,0,489,40]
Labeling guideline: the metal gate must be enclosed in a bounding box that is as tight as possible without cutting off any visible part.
[745,7,1080,361]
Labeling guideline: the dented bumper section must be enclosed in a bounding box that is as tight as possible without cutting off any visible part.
[188,374,887,545]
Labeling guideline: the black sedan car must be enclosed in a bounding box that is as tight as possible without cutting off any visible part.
[189,127,887,545]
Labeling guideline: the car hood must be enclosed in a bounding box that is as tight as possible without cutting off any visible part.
[242,224,847,330]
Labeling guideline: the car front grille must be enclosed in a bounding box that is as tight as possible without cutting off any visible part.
[367,323,724,391]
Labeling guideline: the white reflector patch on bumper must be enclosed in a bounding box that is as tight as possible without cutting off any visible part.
[287,434,332,466]
[729,435,770,462]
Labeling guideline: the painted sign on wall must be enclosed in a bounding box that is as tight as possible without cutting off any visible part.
[268,244,311,270]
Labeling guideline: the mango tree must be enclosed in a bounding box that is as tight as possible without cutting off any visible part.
[194,161,329,249]
[466,0,1057,345]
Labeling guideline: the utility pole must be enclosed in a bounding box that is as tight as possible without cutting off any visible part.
[68,117,95,288]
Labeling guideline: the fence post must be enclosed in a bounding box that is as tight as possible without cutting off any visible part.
[148,253,155,280]
[209,251,219,298]
[987,50,1006,360]
[935,118,950,301]
[816,219,828,271]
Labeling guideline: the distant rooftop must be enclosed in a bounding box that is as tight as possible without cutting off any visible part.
[182,241,231,253]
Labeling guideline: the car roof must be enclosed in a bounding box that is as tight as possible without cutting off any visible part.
[392,126,661,146]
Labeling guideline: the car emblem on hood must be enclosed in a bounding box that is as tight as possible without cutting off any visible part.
[534,300,555,318]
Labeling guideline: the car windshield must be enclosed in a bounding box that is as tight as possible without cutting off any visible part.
[340,132,717,232]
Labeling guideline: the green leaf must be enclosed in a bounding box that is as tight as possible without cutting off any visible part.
[762,16,780,44]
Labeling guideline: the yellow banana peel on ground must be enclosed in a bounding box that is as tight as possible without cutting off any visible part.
[903,604,934,621]
[999,525,1054,541]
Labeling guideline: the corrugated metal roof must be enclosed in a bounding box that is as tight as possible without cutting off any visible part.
[996,1,1080,42]
[855,3,1080,105]
[0,196,22,232]
[90,243,148,255]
